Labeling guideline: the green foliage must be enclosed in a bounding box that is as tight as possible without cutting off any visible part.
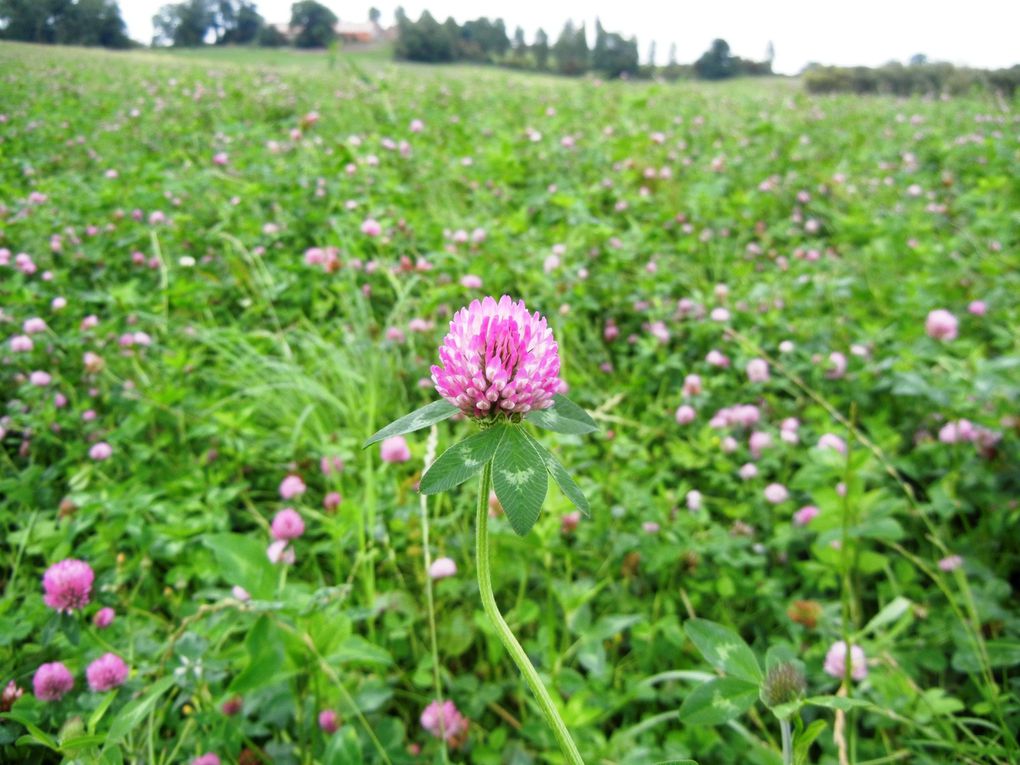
[804,61,1020,97]
[0,40,1017,765]
[289,0,336,49]
[0,0,129,48]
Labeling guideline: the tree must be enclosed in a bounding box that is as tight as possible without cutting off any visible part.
[591,19,638,79]
[553,20,588,76]
[532,27,549,70]
[153,0,214,47]
[647,40,656,67]
[394,10,454,63]
[290,0,336,49]
[368,6,381,24]
[694,38,733,80]
[216,1,263,45]
[0,0,130,47]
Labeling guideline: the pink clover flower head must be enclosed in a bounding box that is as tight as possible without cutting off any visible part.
[561,510,581,533]
[823,641,867,681]
[380,435,411,463]
[323,491,342,511]
[420,699,468,742]
[278,474,306,499]
[764,483,790,504]
[43,558,94,612]
[938,554,964,572]
[192,755,221,765]
[93,607,116,629]
[10,335,33,352]
[267,540,295,565]
[429,556,457,579]
[30,371,52,387]
[793,505,820,526]
[23,317,47,334]
[749,430,772,458]
[925,309,958,341]
[89,442,113,461]
[86,653,129,692]
[271,508,305,541]
[967,300,986,316]
[746,358,770,383]
[33,662,74,701]
[319,709,340,733]
[675,404,696,425]
[817,433,847,453]
[360,218,382,237]
[431,296,562,418]
[686,490,703,512]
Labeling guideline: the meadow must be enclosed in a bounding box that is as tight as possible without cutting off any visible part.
[0,40,1018,765]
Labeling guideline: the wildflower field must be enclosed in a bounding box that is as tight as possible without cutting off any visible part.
[1,41,1018,765]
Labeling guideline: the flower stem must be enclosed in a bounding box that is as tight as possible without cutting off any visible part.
[475,461,585,764]
[780,718,793,765]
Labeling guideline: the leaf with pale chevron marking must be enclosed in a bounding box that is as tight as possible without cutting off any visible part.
[420,425,507,494]
[493,426,548,535]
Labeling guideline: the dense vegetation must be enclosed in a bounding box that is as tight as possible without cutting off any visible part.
[1,42,1018,765]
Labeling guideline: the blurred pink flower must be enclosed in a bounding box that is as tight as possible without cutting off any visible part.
[746,358,770,383]
[271,508,305,541]
[9,335,32,352]
[764,483,789,504]
[749,431,772,458]
[967,300,986,316]
[192,755,221,765]
[29,371,51,386]
[793,506,820,526]
[212,152,228,165]
[925,309,958,341]
[823,641,867,681]
[817,433,847,453]
[323,491,342,511]
[319,709,340,733]
[360,218,382,237]
[938,554,963,571]
[682,374,702,397]
[43,559,94,612]
[267,540,295,565]
[23,317,47,334]
[739,463,758,480]
[460,274,482,288]
[675,405,696,425]
[421,699,468,742]
[278,474,306,500]
[93,607,115,629]
[686,490,703,511]
[89,442,112,461]
[431,296,561,418]
[86,653,129,692]
[429,557,457,579]
[33,662,74,701]
[561,511,581,534]
[380,435,411,463]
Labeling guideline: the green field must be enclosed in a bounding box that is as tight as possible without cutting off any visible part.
[1,41,1018,765]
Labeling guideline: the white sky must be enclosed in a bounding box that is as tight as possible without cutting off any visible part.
[120,0,1020,74]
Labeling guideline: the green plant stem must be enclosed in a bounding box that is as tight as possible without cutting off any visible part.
[780,718,793,765]
[475,461,584,765]
[421,427,450,764]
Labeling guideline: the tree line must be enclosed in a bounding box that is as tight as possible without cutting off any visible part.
[0,0,131,48]
[394,10,774,81]
[803,60,1020,98]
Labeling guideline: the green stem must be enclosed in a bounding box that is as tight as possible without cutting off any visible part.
[475,462,585,765]
[780,718,793,765]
